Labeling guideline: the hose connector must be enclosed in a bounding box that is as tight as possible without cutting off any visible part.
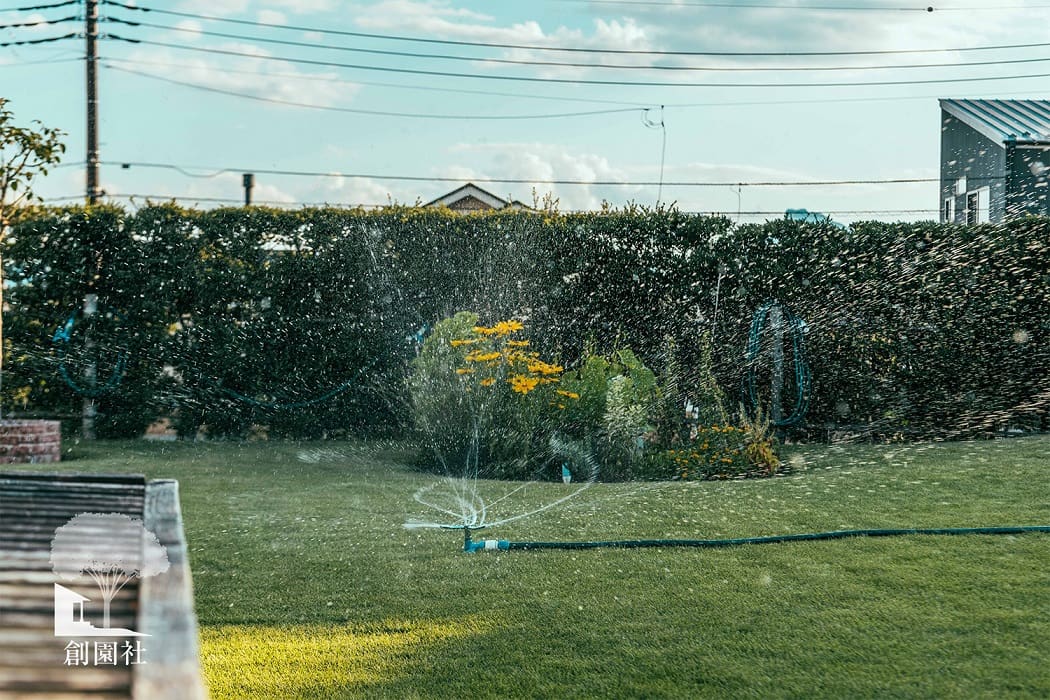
[463,531,509,553]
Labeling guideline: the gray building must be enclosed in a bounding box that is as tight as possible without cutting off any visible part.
[939,99,1050,224]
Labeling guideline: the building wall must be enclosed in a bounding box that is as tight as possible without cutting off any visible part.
[940,111,1006,223]
[1005,142,1050,219]
[448,195,495,212]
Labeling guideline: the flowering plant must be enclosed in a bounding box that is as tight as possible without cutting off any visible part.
[663,421,780,480]
[408,312,576,480]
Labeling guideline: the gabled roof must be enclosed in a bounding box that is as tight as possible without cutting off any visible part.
[940,99,1050,144]
[424,183,511,210]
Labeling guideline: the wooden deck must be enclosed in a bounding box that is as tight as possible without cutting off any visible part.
[0,473,206,699]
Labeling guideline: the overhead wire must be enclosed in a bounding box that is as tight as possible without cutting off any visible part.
[0,55,81,67]
[100,14,1050,74]
[0,0,78,13]
[0,14,78,30]
[102,36,1050,89]
[538,0,1050,9]
[101,0,1050,58]
[101,161,943,187]
[43,194,942,217]
[105,64,646,120]
[0,32,78,47]
[97,56,1050,110]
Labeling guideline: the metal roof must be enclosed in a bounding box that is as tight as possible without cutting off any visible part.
[940,99,1050,145]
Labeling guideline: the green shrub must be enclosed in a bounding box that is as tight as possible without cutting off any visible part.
[658,418,781,481]
[555,347,659,480]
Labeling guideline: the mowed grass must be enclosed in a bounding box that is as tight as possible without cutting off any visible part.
[17,435,1050,698]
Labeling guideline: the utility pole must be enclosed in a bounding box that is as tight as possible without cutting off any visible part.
[243,173,254,206]
[83,0,99,438]
[86,0,99,204]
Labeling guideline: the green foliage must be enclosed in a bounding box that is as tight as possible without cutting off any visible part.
[554,347,659,480]
[3,204,1048,444]
[407,311,483,472]
[0,98,65,227]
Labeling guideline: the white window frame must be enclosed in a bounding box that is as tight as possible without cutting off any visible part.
[942,197,955,223]
[965,186,990,224]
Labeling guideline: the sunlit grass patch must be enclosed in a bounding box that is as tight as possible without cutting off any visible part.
[200,617,490,699]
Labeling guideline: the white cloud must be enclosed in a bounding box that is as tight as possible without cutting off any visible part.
[173,20,203,40]
[120,45,359,108]
[318,176,411,206]
[431,142,937,223]
[176,0,250,16]
[176,172,295,206]
[445,142,633,211]
[263,0,338,13]
[257,10,287,26]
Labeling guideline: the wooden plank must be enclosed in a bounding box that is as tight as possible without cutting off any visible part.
[0,474,146,699]
[0,473,146,486]
[133,480,207,700]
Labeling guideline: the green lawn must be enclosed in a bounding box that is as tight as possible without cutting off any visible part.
[22,436,1050,698]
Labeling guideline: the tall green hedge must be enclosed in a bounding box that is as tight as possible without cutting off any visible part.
[4,204,1047,439]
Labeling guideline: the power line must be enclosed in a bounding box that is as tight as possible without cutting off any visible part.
[0,14,78,30]
[102,0,1050,58]
[540,0,1050,9]
[0,0,78,13]
[103,160,943,187]
[0,32,78,48]
[95,193,389,208]
[104,36,1050,89]
[98,56,1050,110]
[106,64,645,120]
[43,193,942,219]
[543,0,933,8]
[101,56,650,107]
[0,55,81,67]
[102,15,1050,74]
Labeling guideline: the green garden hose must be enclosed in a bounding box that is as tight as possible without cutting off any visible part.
[214,357,380,410]
[463,526,1050,552]
[51,309,128,398]
[744,300,810,427]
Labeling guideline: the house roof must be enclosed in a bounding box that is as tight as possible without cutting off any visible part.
[424,183,511,210]
[940,99,1050,145]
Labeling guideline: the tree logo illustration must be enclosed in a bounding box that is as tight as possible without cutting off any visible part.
[50,513,170,634]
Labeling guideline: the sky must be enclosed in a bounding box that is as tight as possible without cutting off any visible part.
[3,0,1050,224]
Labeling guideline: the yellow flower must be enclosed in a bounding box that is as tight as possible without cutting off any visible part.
[465,351,501,363]
[480,377,495,387]
[527,360,563,376]
[509,374,540,395]
[556,390,580,400]
[450,338,479,347]
[506,339,530,347]
[456,368,474,375]
[494,320,524,335]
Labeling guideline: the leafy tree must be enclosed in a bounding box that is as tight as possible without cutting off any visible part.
[50,513,169,629]
[0,99,65,411]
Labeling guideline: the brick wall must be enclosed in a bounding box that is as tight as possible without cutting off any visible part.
[0,420,61,464]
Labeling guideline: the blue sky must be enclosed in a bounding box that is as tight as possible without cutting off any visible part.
[3,0,1050,223]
